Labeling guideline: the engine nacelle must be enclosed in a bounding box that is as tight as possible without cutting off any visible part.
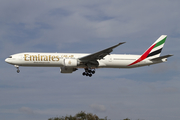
[63,59,78,67]
[60,67,77,73]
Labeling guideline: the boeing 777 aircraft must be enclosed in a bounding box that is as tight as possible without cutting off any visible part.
[5,35,173,77]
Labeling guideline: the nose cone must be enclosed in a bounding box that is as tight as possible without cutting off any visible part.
[5,58,10,64]
[5,58,8,62]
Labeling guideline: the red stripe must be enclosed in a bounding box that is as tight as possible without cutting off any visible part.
[128,44,156,66]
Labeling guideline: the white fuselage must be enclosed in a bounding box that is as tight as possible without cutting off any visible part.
[5,52,163,68]
[4,35,172,76]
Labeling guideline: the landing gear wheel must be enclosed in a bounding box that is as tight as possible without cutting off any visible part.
[82,72,86,76]
[88,70,92,73]
[86,73,89,76]
[17,70,20,73]
[89,74,92,77]
[82,68,95,77]
[14,65,20,73]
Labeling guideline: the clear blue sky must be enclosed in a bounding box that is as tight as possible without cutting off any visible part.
[0,1,180,120]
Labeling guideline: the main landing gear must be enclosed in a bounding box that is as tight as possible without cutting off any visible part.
[14,65,20,73]
[82,68,95,77]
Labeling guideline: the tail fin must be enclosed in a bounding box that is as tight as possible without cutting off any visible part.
[128,35,167,66]
[146,35,167,59]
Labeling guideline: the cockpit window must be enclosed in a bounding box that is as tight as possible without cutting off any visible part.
[9,56,12,58]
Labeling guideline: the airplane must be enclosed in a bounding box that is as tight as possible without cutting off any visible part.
[5,35,173,77]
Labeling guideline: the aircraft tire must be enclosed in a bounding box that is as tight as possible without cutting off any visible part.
[89,74,92,77]
[86,73,89,76]
[17,70,20,73]
[82,72,86,76]
[92,71,95,74]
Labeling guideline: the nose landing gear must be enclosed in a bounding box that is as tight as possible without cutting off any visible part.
[82,68,95,77]
[14,65,20,73]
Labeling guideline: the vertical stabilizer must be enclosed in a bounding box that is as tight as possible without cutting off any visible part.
[146,35,167,59]
[128,35,167,66]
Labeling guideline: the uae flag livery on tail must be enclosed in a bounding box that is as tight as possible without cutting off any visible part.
[128,35,167,66]
[146,35,167,59]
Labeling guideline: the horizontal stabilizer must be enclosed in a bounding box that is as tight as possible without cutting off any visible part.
[150,54,173,61]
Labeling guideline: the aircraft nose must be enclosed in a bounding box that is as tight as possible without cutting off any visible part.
[5,58,9,63]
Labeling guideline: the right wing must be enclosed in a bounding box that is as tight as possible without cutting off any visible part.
[79,42,125,62]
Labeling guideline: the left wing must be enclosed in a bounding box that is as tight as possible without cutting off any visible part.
[79,42,125,62]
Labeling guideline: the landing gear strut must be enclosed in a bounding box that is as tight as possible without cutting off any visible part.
[82,68,95,77]
[14,65,20,73]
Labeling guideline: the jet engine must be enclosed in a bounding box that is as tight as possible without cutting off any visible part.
[63,59,78,67]
[60,67,77,73]
[60,59,78,73]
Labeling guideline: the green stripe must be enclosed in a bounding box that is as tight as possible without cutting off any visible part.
[154,37,167,48]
